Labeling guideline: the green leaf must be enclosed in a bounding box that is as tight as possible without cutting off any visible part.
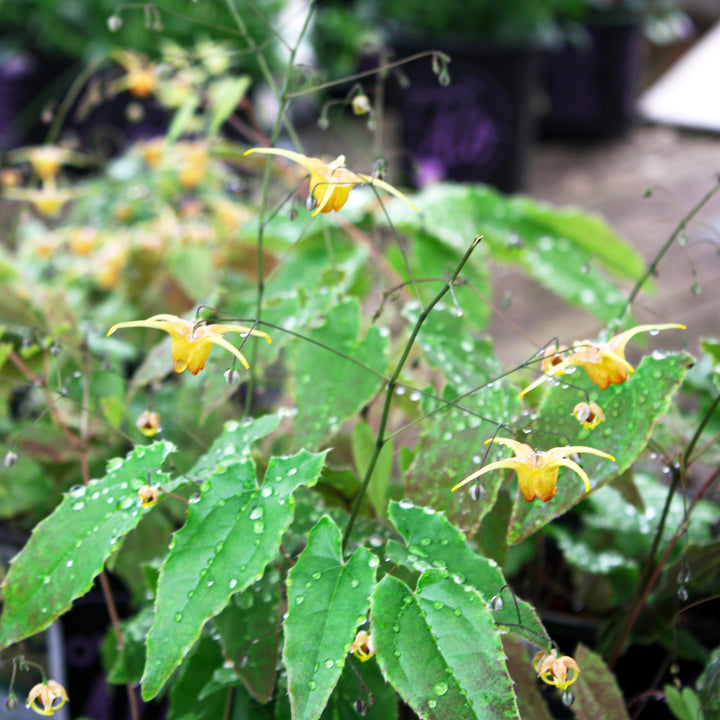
[403,305,519,531]
[508,351,693,543]
[0,441,175,649]
[663,685,705,720]
[208,76,251,137]
[184,414,282,483]
[320,654,399,720]
[167,95,201,144]
[387,500,549,649]
[372,571,520,720]
[352,421,392,518]
[284,516,376,720]
[697,645,720,716]
[572,643,630,720]
[168,635,226,720]
[293,300,387,450]
[214,564,282,703]
[142,449,327,700]
[102,605,154,684]
[387,183,644,321]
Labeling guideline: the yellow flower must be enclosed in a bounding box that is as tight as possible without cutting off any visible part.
[113,50,158,98]
[244,147,418,216]
[572,401,605,430]
[4,185,78,216]
[138,485,160,508]
[452,437,614,503]
[520,324,686,396]
[350,631,375,662]
[26,680,69,716]
[107,314,271,375]
[176,141,210,190]
[6,145,89,181]
[136,410,161,437]
[533,650,580,692]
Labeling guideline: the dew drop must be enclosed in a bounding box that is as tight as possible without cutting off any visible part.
[253,521,264,534]
[433,600,444,610]
[249,506,263,520]
[324,659,334,669]
[677,586,689,603]
[311,571,322,580]
[174,612,183,623]
[398,498,413,509]
[433,681,448,696]
[229,579,238,590]
[295,595,304,605]
[308,680,316,691]
[261,486,273,497]
[428,700,437,709]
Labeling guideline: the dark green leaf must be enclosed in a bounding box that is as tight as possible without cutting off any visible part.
[293,300,387,450]
[572,643,631,720]
[142,450,327,700]
[214,564,282,703]
[0,441,175,649]
[284,516,376,720]
[372,570,520,720]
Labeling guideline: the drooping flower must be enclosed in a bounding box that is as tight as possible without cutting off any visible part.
[452,437,615,502]
[26,680,69,716]
[3,186,78,216]
[136,410,161,437]
[520,324,686,396]
[350,631,375,662]
[244,147,418,216]
[112,50,158,98]
[533,650,580,692]
[5,145,89,181]
[571,401,605,430]
[107,314,271,375]
[138,485,160,508]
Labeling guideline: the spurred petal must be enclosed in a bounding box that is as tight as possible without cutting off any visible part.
[451,459,523,492]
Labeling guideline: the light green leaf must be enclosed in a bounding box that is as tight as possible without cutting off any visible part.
[508,352,693,543]
[293,300,387,450]
[352,421,391,518]
[208,76,251,137]
[372,571,520,720]
[387,500,549,649]
[167,95,200,144]
[664,685,705,720]
[142,449,327,700]
[284,516,376,720]
[0,441,175,649]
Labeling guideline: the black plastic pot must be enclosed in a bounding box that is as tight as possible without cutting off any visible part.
[539,22,642,138]
[390,34,539,194]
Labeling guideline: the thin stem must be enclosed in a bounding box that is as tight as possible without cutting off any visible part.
[46,59,101,145]
[608,392,720,665]
[238,0,314,411]
[623,176,720,315]
[341,236,483,551]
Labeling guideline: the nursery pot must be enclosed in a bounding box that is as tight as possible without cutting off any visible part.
[539,22,642,138]
[390,34,539,193]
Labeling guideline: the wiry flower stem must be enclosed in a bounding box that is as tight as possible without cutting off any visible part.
[341,236,483,551]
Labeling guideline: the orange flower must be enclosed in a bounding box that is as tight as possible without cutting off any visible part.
[107,314,271,375]
[452,437,614,503]
[244,147,417,216]
[26,680,68,716]
[113,50,158,98]
[571,401,605,430]
[520,324,686,396]
[138,485,160,508]
[533,650,580,692]
[136,410,161,437]
[350,631,375,662]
